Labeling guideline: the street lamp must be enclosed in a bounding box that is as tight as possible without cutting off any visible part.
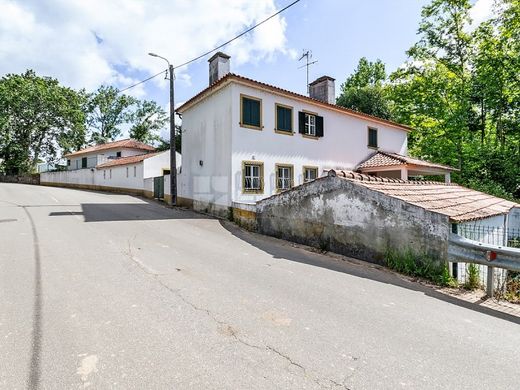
[148,52,177,206]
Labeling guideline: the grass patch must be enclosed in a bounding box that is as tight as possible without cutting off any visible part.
[385,249,456,287]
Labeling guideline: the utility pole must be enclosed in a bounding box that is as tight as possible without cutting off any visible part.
[298,50,318,95]
[149,53,177,206]
[168,64,177,206]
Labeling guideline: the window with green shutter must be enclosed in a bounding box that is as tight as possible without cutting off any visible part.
[241,95,262,129]
[368,127,378,148]
[275,104,292,133]
[81,157,87,168]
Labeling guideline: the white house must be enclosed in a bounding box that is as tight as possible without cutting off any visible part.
[40,139,177,195]
[64,139,156,170]
[176,52,454,217]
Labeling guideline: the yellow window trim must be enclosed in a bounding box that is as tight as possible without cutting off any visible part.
[242,160,264,194]
[240,94,263,130]
[275,163,294,192]
[274,103,294,134]
[303,166,319,183]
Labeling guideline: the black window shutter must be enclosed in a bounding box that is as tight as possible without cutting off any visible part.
[82,157,87,168]
[316,115,324,137]
[298,111,305,134]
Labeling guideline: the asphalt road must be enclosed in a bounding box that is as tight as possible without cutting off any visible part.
[1,183,519,389]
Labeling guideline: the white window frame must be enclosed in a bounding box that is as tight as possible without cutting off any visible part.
[276,164,293,191]
[305,113,316,136]
[303,166,318,183]
[243,162,263,192]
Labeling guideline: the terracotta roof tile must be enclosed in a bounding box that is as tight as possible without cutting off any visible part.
[96,152,160,168]
[64,139,155,158]
[357,151,458,172]
[176,73,411,132]
[332,170,519,222]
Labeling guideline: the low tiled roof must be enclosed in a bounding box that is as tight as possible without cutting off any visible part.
[357,151,458,172]
[333,170,519,222]
[96,152,160,168]
[176,73,411,132]
[64,139,155,158]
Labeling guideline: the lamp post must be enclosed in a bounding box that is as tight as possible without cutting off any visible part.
[148,52,177,206]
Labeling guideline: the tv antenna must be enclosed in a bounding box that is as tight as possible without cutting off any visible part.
[298,50,318,95]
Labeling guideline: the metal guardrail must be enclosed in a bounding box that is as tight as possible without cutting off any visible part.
[448,233,520,296]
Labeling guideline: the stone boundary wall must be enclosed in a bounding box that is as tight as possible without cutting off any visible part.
[0,174,40,185]
[256,176,450,264]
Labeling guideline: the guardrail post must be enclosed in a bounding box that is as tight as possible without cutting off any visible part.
[486,266,494,298]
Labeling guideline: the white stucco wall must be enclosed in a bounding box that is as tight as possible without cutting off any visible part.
[143,151,181,178]
[508,207,520,232]
[97,164,144,190]
[178,85,233,207]
[229,83,408,204]
[178,80,409,208]
[42,162,145,191]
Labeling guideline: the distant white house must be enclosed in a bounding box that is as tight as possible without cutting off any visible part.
[64,139,156,170]
[40,139,179,195]
[175,53,454,217]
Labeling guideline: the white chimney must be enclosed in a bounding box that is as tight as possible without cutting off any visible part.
[309,76,335,104]
[208,52,230,85]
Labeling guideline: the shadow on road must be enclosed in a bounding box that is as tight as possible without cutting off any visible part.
[220,220,520,326]
[49,201,211,222]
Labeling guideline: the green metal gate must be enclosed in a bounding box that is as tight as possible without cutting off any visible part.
[153,176,164,200]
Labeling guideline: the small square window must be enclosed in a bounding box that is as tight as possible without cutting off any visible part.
[241,95,262,129]
[116,151,122,158]
[243,162,263,192]
[276,165,293,191]
[303,167,318,183]
[368,128,378,148]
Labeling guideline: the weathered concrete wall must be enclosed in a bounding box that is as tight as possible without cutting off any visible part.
[0,174,40,185]
[256,176,450,264]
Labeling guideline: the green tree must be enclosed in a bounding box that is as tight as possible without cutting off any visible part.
[155,125,182,154]
[86,85,136,144]
[0,70,86,174]
[129,100,168,144]
[336,58,392,119]
[389,0,519,198]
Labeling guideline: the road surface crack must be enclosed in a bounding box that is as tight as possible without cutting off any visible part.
[124,240,350,389]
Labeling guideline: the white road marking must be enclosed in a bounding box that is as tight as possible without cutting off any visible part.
[77,354,98,382]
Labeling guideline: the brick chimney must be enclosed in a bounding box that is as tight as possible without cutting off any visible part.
[208,52,230,85]
[309,76,335,104]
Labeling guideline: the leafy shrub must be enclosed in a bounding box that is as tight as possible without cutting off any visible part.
[464,263,481,290]
[385,249,457,287]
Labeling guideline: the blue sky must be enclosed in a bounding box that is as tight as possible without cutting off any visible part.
[0,0,492,139]
[153,0,431,109]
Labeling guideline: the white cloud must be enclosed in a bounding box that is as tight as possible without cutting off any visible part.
[0,0,292,92]
[470,0,494,26]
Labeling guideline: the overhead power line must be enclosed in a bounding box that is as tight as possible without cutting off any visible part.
[117,69,167,94]
[117,0,300,93]
[173,0,301,70]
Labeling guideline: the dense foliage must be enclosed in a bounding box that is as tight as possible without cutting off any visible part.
[0,77,169,174]
[337,0,519,199]
[0,71,86,174]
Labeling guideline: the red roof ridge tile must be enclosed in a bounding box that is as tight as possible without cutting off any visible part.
[176,73,412,132]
